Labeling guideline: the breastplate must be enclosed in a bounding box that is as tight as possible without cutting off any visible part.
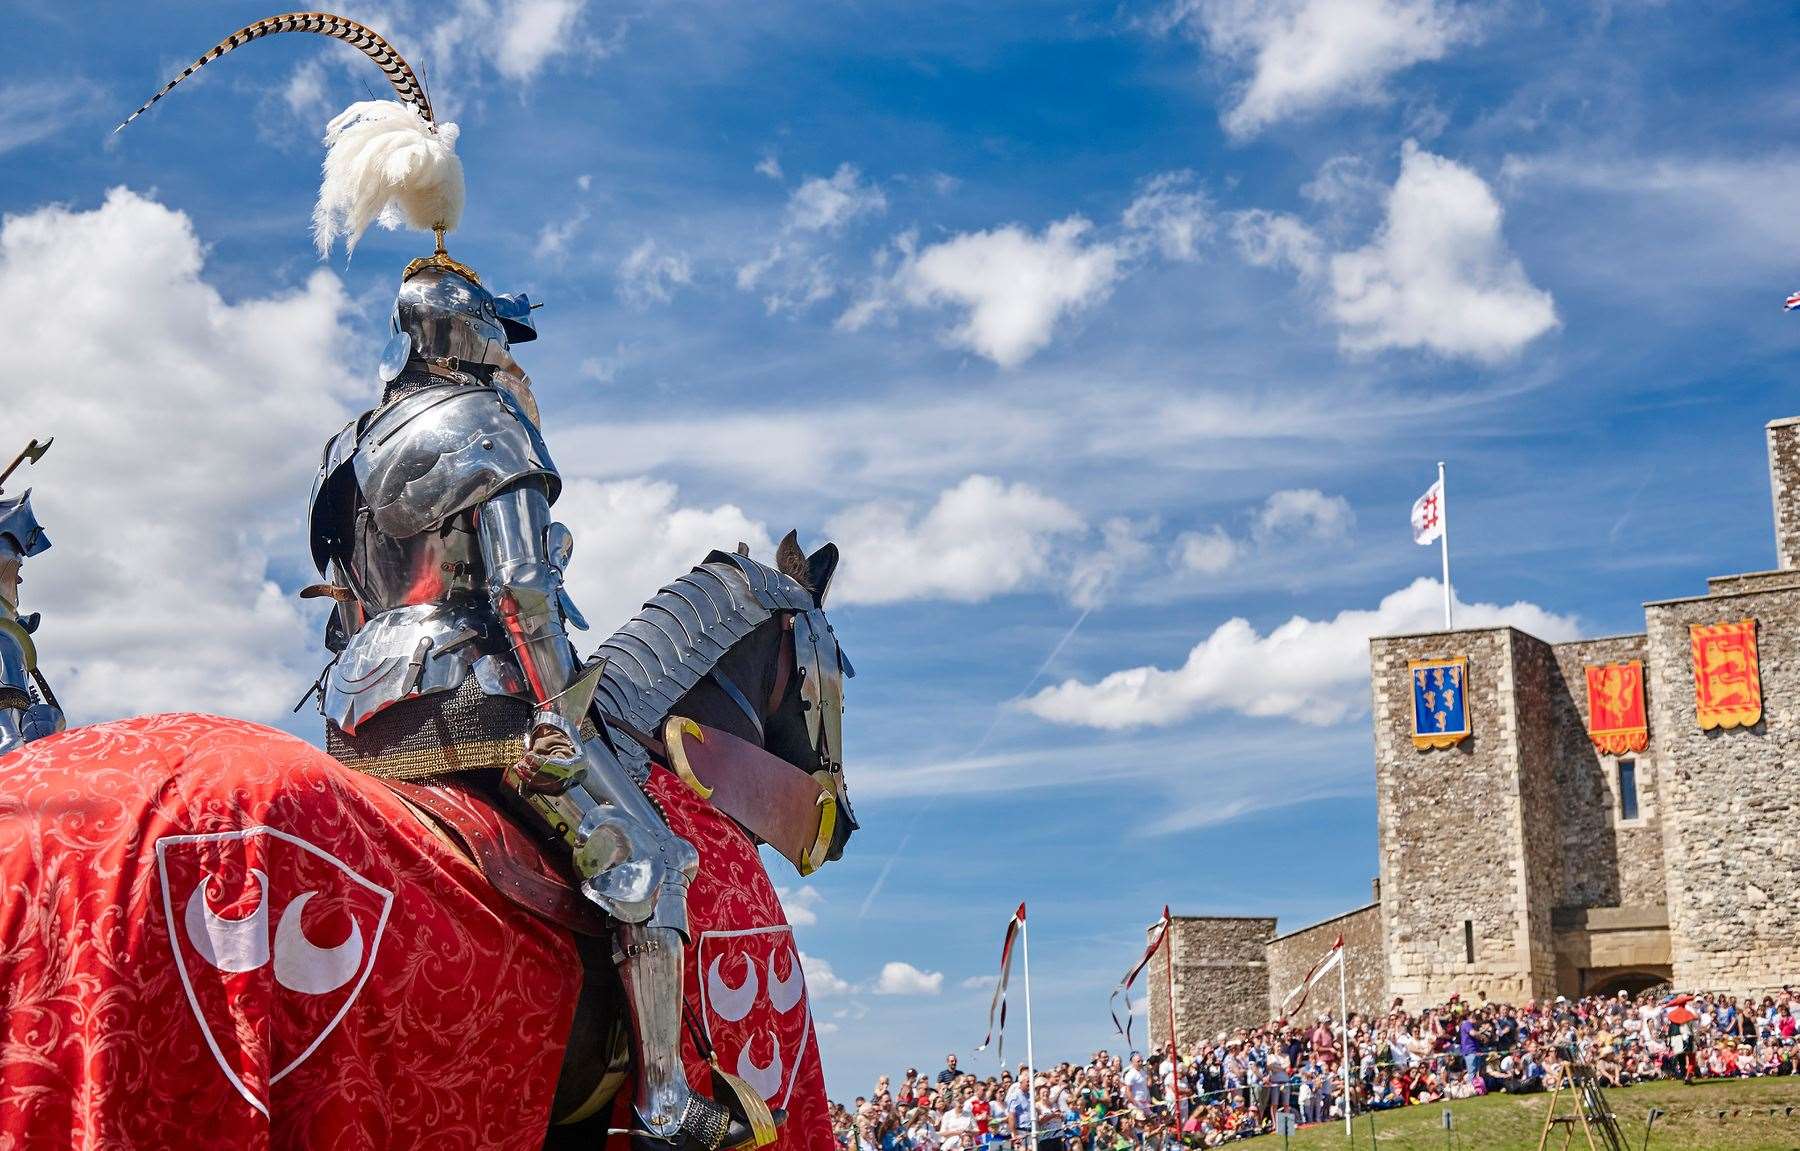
[342,507,484,616]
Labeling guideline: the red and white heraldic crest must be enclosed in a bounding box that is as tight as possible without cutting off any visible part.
[155,825,395,1115]
[698,926,811,1109]
[620,768,833,1151]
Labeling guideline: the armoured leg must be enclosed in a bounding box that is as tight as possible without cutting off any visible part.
[481,484,766,1146]
[513,722,765,1148]
[616,920,695,1138]
[0,707,23,756]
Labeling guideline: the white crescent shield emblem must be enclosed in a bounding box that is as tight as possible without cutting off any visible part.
[697,925,810,1108]
[156,826,394,1116]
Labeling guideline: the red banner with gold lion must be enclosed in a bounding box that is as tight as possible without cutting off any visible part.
[1584,660,1648,755]
[1690,619,1762,731]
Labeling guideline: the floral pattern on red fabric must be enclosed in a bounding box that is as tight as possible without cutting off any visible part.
[0,713,581,1151]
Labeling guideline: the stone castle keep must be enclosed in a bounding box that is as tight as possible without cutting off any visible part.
[1149,416,1800,1047]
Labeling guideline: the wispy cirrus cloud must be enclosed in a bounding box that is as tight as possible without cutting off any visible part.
[0,79,105,156]
[737,163,887,314]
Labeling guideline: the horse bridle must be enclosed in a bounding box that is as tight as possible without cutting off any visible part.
[705,613,795,745]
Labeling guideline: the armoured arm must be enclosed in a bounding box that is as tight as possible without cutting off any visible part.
[477,479,581,705]
[478,477,698,928]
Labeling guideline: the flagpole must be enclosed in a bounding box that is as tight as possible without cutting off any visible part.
[1339,945,1353,1138]
[1021,913,1039,1151]
[1164,914,1180,1132]
[1438,460,1453,630]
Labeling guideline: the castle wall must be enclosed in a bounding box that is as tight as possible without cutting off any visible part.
[1371,628,1554,1005]
[1546,634,1667,911]
[1146,917,1274,1050]
[1767,417,1800,570]
[1644,584,1800,994]
[1264,903,1385,1022]
[1507,631,1566,993]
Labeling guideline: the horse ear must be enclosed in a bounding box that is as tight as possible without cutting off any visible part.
[776,530,810,589]
[807,543,839,606]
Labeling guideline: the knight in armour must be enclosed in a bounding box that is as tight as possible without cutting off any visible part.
[0,439,63,755]
[116,15,796,1150]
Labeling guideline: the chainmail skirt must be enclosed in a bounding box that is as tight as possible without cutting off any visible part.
[327,676,532,781]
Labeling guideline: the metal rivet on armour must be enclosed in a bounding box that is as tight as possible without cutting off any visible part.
[481,439,494,450]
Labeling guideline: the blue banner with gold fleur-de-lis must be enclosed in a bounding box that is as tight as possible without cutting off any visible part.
[1409,656,1470,749]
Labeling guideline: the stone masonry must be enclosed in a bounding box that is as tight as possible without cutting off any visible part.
[1264,903,1384,1023]
[1768,417,1800,570]
[1146,918,1274,1052]
[1545,634,1665,912]
[1644,578,1800,995]
[1370,628,1559,1005]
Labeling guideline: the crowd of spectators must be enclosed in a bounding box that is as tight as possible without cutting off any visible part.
[830,987,1800,1149]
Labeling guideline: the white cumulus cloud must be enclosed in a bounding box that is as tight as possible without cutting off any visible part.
[491,0,589,82]
[873,961,944,996]
[4,188,359,723]
[555,477,775,635]
[842,218,1125,368]
[1186,0,1473,138]
[1234,143,1556,362]
[776,883,824,927]
[825,475,1086,605]
[1020,577,1579,730]
[1175,526,1240,574]
[1067,517,1155,610]
[1172,489,1348,576]
[1330,141,1557,360]
[534,210,589,261]
[787,164,887,234]
[800,952,853,998]
[1122,171,1212,262]
[272,0,604,125]
[1253,488,1353,543]
[738,163,885,314]
[1231,208,1325,278]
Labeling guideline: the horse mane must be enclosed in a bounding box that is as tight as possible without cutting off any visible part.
[589,550,809,770]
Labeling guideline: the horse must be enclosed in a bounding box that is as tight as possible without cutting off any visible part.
[0,538,853,1151]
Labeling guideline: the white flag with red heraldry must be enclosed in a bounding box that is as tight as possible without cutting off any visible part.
[1411,479,1445,546]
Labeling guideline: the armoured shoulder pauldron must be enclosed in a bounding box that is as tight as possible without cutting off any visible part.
[353,383,559,540]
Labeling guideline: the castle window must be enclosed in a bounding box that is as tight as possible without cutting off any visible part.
[1618,760,1639,821]
[1463,920,1474,964]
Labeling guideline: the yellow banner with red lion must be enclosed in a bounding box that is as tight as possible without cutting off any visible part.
[1584,660,1648,755]
[1689,619,1761,731]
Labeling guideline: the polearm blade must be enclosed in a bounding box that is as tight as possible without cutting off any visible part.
[0,438,51,495]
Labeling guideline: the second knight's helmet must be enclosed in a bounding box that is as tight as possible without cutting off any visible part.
[0,492,49,562]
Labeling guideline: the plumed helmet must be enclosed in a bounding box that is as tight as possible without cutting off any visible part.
[383,262,536,382]
[114,13,545,387]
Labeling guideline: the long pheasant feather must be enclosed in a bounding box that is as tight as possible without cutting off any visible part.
[115,11,432,132]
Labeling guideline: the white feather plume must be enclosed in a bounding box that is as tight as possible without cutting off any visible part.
[312,100,465,260]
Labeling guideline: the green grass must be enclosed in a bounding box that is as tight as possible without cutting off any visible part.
[1276,1078,1800,1150]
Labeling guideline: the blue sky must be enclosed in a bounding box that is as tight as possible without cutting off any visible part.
[7,0,1800,1099]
